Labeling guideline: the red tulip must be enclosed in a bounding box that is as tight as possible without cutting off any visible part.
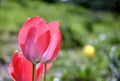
[18,16,62,64]
[9,51,44,81]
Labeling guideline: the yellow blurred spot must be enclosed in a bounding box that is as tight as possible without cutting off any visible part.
[83,45,95,58]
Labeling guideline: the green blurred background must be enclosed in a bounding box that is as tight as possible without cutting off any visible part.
[0,0,120,81]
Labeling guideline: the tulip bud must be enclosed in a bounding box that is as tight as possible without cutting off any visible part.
[18,16,62,64]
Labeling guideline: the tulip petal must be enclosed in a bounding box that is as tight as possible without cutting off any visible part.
[45,30,62,63]
[18,16,43,45]
[36,20,50,38]
[48,21,59,34]
[9,51,32,81]
[36,31,50,58]
[35,20,51,60]
[9,52,20,81]
[9,51,44,81]
[22,27,40,63]
[41,21,62,63]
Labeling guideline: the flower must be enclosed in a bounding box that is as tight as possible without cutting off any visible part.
[8,51,44,81]
[18,16,62,64]
[83,45,95,58]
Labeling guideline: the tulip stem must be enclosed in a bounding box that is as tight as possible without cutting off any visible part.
[44,64,47,81]
[32,63,36,81]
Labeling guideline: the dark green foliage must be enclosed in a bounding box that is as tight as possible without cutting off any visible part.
[65,0,120,13]
[61,25,84,49]
[42,0,56,3]
[84,19,94,33]
[42,0,120,13]
[108,32,120,45]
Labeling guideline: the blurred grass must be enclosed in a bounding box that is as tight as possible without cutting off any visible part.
[0,0,120,81]
[45,49,110,81]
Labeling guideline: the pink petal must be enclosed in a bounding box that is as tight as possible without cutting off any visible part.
[36,20,50,39]
[48,21,60,34]
[35,20,51,59]
[41,22,62,63]
[18,16,43,47]
[45,30,62,63]
[36,31,50,58]
[22,27,39,63]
